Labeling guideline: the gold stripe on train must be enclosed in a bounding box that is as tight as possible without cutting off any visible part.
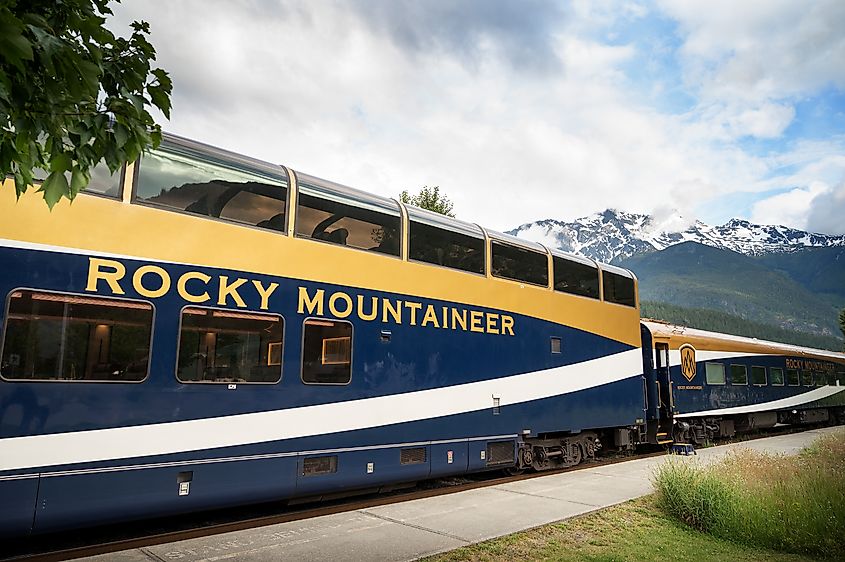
[0,183,642,346]
[645,321,845,364]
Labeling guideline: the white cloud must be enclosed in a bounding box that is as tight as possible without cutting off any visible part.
[106,1,845,232]
[750,182,830,229]
[660,0,845,102]
[806,181,845,235]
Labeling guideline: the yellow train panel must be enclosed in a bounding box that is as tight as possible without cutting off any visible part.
[0,182,642,346]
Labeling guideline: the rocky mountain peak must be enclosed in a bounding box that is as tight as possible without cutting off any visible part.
[507,209,845,263]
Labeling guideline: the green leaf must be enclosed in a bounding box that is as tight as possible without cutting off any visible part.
[148,85,171,118]
[113,124,129,148]
[0,22,34,68]
[39,171,70,210]
[70,166,91,196]
[51,152,72,173]
[150,126,162,148]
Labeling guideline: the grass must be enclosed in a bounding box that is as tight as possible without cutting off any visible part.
[427,431,845,562]
[427,495,816,562]
[653,431,845,558]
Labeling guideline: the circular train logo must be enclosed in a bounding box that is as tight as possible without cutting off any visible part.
[679,344,697,382]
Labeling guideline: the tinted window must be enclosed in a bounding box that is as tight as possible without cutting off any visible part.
[787,368,800,386]
[731,364,747,385]
[85,162,123,197]
[602,271,636,307]
[302,319,352,384]
[135,146,288,231]
[409,221,484,274]
[34,161,123,198]
[705,362,725,385]
[770,367,784,386]
[296,191,400,256]
[802,371,813,386]
[1,290,152,382]
[177,307,283,383]
[816,372,826,386]
[491,242,548,286]
[751,366,767,385]
[553,256,599,299]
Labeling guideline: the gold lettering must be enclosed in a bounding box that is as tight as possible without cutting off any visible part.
[252,280,279,310]
[298,287,325,315]
[177,271,211,303]
[357,295,378,321]
[441,306,449,329]
[501,315,515,336]
[217,276,247,307]
[382,298,402,324]
[421,305,440,328]
[86,258,126,295]
[470,310,484,333]
[329,292,353,318]
[405,301,422,325]
[132,265,170,298]
[451,308,467,331]
[486,313,499,334]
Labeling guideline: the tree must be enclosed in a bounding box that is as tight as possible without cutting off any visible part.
[0,0,172,208]
[840,308,845,348]
[400,185,455,217]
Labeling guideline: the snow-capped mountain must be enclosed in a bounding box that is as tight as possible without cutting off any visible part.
[507,209,845,263]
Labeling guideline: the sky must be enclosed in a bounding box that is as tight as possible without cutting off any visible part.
[109,0,845,234]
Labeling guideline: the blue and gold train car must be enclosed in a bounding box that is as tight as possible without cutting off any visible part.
[0,134,648,537]
[641,320,845,443]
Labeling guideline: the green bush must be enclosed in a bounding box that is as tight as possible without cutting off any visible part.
[653,432,845,558]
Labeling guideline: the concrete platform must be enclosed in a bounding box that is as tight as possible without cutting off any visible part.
[84,427,842,562]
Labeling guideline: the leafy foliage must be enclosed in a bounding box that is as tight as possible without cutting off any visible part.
[0,0,172,208]
[400,185,455,217]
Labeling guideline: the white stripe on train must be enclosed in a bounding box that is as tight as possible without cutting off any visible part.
[675,386,845,418]
[0,348,643,472]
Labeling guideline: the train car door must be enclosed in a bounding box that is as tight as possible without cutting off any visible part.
[653,342,675,443]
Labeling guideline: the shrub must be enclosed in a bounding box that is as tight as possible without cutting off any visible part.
[653,431,845,558]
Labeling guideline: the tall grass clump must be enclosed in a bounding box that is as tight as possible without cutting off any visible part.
[653,431,845,558]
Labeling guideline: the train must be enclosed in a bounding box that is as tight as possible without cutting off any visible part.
[1,133,844,538]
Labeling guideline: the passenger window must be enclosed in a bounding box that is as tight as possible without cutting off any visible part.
[705,362,725,385]
[770,367,785,386]
[302,319,352,384]
[295,179,401,256]
[787,368,800,386]
[177,307,283,383]
[816,372,826,386]
[751,366,767,385]
[409,221,484,274]
[135,143,288,232]
[602,271,636,307]
[85,161,124,197]
[34,161,124,199]
[491,242,548,286]
[553,256,599,299]
[1,290,152,382]
[802,371,813,386]
[730,364,748,385]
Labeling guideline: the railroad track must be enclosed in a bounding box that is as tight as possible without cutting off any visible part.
[1,425,824,562]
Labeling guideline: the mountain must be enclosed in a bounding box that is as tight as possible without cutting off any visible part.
[617,242,843,338]
[508,209,845,264]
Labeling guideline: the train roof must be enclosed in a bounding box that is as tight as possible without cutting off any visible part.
[642,319,845,363]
